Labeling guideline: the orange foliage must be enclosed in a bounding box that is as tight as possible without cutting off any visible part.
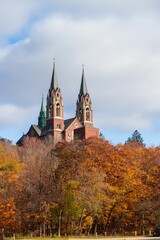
[0,137,159,236]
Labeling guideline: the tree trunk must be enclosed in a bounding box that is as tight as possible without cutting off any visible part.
[49,223,52,237]
[94,217,98,235]
[78,208,84,235]
[40,225,42,237]
[105,204,116,234]
[58,210,62,237]
[43,222,46,237]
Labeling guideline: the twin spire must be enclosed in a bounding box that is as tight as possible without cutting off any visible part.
[38,62,90,128]
[50,61,88,96]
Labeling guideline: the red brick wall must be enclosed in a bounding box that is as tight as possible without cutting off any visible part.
[85,127,99,138]
[64,118,82,142]
[74,126,99,140]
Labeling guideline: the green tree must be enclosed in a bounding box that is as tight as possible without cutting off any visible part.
[126,130,145,146]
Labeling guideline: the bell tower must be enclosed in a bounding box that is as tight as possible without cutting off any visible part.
[76,67,93,127]
[46,62,64,143]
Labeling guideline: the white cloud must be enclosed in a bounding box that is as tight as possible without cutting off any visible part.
[1,14,160,129]
[1,1,160,143]
[0,0,38,43]
[0,104,38,127]
[1,0,160,44]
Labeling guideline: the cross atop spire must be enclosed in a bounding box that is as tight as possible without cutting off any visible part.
[79,65,88,96]
[50,60,59,90]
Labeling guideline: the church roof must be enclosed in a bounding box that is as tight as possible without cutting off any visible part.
[64,117,76,130]
[31,125,42,136]
[16,134,26,145]
[50,62,59,90]
[79,67,88,96]
[16,125,43,145]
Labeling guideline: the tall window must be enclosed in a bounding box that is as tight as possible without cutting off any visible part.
[56,124,61,129]
[57,135,61,142]
[86,107,90,121]
[56,103,60,116]
[49,104,52,117]
[79,108,82,120]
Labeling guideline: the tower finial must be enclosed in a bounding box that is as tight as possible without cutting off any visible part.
[82,64,84,72]
[40,94,45,112]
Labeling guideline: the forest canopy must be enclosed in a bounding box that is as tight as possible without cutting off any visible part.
[0,137,159,237]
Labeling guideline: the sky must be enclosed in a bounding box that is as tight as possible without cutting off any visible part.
[1,0,160,146]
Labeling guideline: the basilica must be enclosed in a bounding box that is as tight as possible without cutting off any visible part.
[17,62,99,145]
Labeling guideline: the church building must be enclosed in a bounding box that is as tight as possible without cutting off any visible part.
[17,62,99,145]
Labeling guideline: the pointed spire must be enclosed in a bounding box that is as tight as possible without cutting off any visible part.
[79,65,88,96]
[50,60,59,90]
[38,95,46,129]
[40,95,45,113]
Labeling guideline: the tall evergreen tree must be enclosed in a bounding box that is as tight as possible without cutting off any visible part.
[126,130,145,146]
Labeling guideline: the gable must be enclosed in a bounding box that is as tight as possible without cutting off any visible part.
[64,117,82,141]
[27,125,42,137]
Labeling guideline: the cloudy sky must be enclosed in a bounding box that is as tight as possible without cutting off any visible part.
[1,0,160,146]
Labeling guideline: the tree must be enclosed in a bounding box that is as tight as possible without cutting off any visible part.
[99,132,105,140]
[126,130,145,146]
[49,139,105,236]
[1,136,158,236]
[16,137,55,235]
[0,141,21,233]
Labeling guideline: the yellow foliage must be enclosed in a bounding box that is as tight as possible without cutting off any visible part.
[83,216,93,228]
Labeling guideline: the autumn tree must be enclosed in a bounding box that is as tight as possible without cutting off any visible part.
[135,146,160,231]
[16,137,55,235]
[48,139,105,236]
[0,140,20,234]
[83,139,149,235]
[49,137,159,236]
[0,136,157,237]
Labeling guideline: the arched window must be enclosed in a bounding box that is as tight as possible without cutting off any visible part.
[57,135,61,142]
[86,107,90,121]
[56,124,61,129]
[79,108,82,120]
[49,103,52,117]
[56,103,60,116]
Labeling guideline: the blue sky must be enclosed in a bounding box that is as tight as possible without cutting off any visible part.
[1,0,160,146]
